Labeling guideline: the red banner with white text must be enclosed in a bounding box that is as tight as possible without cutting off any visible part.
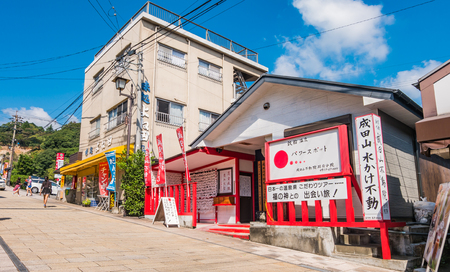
[99,161,109,196]
[144,141,151,187]
[55,153,65,170]
[176,126,191,182]
[156,134,166,185]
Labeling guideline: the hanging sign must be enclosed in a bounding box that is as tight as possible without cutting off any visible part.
[355,114,390,221]
[144,141,151,187]
[266,127,344,183]
[55,153,65,170]
[152,197,180,227]
[267,178,347,203]
[176,126,191,182]
[155,134,166,185]
[423,183,450,272]
[105,151,116,191]
[99,161,109,196]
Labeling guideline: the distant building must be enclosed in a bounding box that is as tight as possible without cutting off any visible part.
[60,2,267,205]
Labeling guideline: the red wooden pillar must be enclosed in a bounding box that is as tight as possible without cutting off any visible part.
[380,222,391,259]
[181,184,185,214]
[288,201,296,223]
[192,183,197,228]
[144,188,151,215]
[345,175,355,222]
[175,186,179,213]
[235,159,240,223]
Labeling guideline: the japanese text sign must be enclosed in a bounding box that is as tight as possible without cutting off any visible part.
[176,126,191,182]
[266,127,342,182]
[156,134,166,185]
[55,153,64,170]
[144,141,151,187]
[355,114,390,221]
[105,151,116,192]
[99,161,109,196]
[267,178,348,203]
[218,168,233,195]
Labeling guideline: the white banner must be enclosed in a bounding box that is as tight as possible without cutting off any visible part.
[267,178,348,203]
[355,114,390,221]
[267,128,341,181]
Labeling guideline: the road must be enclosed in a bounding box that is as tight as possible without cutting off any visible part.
[0,187,395,272]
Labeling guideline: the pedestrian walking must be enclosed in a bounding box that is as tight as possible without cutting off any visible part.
[26,176,33,196]
[12,178,22,196]
[40,177,52,208]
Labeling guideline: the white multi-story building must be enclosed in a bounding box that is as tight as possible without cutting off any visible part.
[60,2,268,205]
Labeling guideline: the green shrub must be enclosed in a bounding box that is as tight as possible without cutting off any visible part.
[117,150,145,216]
[11,174,29,188]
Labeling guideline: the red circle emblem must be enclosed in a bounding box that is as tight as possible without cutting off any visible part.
[274,150,288,169]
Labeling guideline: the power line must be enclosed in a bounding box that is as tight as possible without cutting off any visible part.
[87,0,117,33]
[95,0,118,32]
[0,67,86,80]
[253,0,436,51]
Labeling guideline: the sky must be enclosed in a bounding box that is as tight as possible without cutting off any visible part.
[1,0,448,127]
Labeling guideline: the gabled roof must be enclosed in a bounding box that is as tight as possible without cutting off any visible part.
[190,74,423,148]
[417,59,450,83]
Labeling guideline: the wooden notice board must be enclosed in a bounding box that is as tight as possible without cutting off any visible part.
[152,197,180,227]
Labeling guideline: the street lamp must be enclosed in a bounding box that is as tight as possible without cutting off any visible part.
[112,76,134,159]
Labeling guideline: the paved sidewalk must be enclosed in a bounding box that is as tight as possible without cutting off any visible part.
[0,187,396,272]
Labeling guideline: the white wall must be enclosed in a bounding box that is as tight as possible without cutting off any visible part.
[433,73,450,115]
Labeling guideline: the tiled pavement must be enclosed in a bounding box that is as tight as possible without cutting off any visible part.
[0,187,396,272]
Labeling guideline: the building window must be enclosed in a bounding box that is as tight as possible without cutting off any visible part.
[156,99,184,126]
[198,60,222,81]
[199,110,219,132]
[106,100,127,131]
[92,68,104,94]
[89,118,101,139]
[157,44,186,69]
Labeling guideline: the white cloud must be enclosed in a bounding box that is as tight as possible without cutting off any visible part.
[1,107,61,128]
[379,60,442,105]
[273,0,393,80]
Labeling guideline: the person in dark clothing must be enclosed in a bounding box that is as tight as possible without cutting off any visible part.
[40,177,52,208]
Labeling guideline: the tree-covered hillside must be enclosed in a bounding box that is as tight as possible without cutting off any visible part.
[1,122,80,179]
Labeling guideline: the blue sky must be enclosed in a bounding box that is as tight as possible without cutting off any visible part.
[1,0,447,127]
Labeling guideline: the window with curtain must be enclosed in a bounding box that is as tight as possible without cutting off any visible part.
[156,99,184,126]
[157,44,186,69]
[198,59,222,81]
[199,110,219,131]
[107,100,127,131]
[89,118,101,139]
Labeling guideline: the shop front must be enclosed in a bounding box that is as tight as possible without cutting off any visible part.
[60,144,129,208]
[145,147,255,227]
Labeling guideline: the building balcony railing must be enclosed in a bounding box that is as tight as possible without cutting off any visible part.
[105,115,126,132]
[198,121,212,132]
[198,66,222,82]
[157,50,186,69]
[95,2,259,63]
[155,111,184,126]
[89,128,100,140]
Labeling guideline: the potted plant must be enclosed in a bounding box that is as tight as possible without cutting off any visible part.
[82,198,91,207]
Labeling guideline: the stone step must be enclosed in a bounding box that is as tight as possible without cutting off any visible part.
[334,244,381,257]
[333,253,422,272]
[339,233,371,246]
[207,230,250,240]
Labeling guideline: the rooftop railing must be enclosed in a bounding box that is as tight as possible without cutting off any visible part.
[95,2,258,63]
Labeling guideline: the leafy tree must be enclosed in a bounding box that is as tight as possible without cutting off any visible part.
[16,154,34,175]
[45,125,54,133]
[117,150,145,216]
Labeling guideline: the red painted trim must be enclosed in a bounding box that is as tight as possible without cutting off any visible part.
[193,183,197,228]
[200,147,255,161]
[252,172,255,222]
[190,157,234,172]
[345,175,355,222]
[380,222,391,259]
[266,221,405,228]
[235,159,240,223]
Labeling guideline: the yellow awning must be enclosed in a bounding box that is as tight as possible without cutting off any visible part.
[60,144,134,175]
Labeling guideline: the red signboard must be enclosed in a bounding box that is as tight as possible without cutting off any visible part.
[55,153,65,170]
[265,125,351,184]
[144,141,151,187]
[99,161,109,196]
[155,134,166,185]
[176,126,191,182]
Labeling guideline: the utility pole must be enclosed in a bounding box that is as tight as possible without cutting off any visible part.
[7,111,23,185]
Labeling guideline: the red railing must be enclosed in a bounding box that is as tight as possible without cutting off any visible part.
[145,182,197,228]
[266,175,405,259]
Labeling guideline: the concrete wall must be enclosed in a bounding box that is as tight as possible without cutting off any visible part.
[250,222,336,256]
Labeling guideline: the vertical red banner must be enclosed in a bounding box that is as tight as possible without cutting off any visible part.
[176,126,191,182]
[98,161,109,196]
[155,134,166,185]
[144,141,151,187]
[55,153,65,170]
